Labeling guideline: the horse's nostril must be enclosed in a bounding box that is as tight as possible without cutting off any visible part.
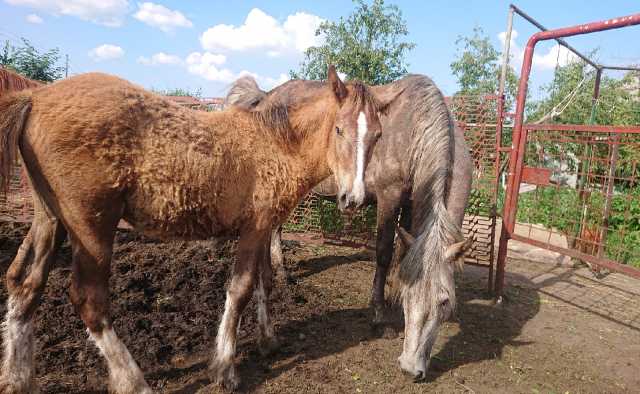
[413,370,426,382]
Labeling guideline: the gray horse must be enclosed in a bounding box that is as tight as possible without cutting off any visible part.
[227,74,473,381]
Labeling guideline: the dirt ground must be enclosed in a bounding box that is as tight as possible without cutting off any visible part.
[1,222,639,393]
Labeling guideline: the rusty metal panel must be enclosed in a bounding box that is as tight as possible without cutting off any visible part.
[521,167,552,186]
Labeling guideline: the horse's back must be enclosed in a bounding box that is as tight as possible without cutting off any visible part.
[22,73,298,240]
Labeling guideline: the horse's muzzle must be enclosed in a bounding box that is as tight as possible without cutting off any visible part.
[337,192,362,212]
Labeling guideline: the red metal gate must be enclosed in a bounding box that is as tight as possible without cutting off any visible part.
[495,12,640,298]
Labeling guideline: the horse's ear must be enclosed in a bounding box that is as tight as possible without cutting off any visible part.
[328,64,347,102]
[444,237,472,269]
[372,85,405,115]
[396,225,415,248]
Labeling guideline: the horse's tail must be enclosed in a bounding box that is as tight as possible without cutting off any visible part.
[393,75,469,310]
[0,91,32,193]
[225,76,267,109]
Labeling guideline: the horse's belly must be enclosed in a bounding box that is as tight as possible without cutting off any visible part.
[122,190,239,240]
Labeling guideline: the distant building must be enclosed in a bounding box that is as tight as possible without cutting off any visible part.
[165,95,225,111]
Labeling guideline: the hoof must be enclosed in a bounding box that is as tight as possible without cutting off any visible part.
[370,303,387,326]
[258,336,280,357]
[210,359,239,392]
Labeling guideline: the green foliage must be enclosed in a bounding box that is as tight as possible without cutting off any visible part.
[517,186,640,267]
[291,0,415,84]
[0,39,64,82]
[527,60,640,127]
[450,27,518,108]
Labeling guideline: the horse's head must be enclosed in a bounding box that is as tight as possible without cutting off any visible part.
[325,65,398,211]
[395,226,471,382]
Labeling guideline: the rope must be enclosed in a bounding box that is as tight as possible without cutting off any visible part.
[531,72,590,124]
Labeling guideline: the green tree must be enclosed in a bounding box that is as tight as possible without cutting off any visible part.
[0,41,17,69]
[450,27,518,108]
[1,39,65,82]
[528,60,640,126]
[291,0,415,85]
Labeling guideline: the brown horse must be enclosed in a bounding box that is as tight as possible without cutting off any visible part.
[0,66,400,392]
[226,74,473,381]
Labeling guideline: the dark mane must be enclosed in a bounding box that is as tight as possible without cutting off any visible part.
[246,100,298,144]
[347,81,382,112]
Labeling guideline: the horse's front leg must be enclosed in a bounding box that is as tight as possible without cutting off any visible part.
[370,188,403,326]
[211,229,269,391]
[270,226,287,283]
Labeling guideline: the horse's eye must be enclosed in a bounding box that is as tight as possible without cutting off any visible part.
[335,126,342,136]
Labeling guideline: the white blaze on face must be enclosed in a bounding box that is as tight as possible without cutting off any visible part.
[352,111,368,204]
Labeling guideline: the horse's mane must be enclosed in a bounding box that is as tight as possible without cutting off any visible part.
[346,81,383,113]
[225,75,266,109]
[246,100,298,144]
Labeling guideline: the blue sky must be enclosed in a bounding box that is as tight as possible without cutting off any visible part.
[1,0,638,97]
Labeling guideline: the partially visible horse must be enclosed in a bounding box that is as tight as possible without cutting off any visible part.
[227,74,473,381]
[0,66,400,392]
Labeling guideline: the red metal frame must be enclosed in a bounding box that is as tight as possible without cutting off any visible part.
[495,12,640,298]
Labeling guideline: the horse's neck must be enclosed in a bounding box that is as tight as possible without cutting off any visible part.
[287,105,334,191]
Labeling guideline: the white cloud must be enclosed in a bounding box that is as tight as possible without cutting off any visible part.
[185,51,235,82]
[89,44,124,61]
[133,2,192,33]
[5,0,129,27]
[263,73,290,88]
[25,13,42,23]
[533,44,579,70]
[498,29,579,71]
[137,52,182,66]
[200,8,323,54]
[184,51,290,88]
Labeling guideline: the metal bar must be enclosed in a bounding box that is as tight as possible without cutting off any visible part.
[488,94,505,293]
[524,124,640,133]
[573,68,603,265]
[498,6,515,99]
[590,69,603,124]
[509,4,601,69]
[494,11,640,299]
[531,14,640,42]
[511,234,640,280]
[600,65,640,72]
[598,136,620,259]
[493,8,514,294]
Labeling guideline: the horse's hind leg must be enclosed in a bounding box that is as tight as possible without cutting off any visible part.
[256,239,278,356]
[211,230,268,391]
[0,197,66,393]
[66,213,151,394]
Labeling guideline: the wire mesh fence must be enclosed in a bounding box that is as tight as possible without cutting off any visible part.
[511,124,640,271]
[449,95,502,267]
